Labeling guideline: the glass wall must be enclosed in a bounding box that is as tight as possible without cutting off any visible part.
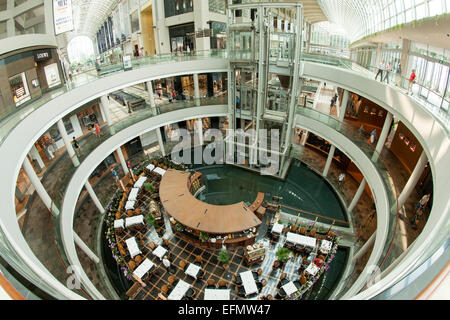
[164,0,194,18]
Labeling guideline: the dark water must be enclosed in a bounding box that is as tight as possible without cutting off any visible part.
[195,159,347,223]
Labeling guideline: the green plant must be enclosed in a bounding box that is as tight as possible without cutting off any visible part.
[199,232,209,242]
[145,214,158,228]
[144,182,155,193]
[218,248,230,265]
[276,247,291,263]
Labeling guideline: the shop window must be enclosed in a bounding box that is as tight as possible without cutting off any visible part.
[410,145,416,152]
[0,21,6,40]
[399,133,404,140]
[363,106,369,113]
[9,72,31,106]
[378,110,384,117]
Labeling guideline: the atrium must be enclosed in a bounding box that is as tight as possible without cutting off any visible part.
[0,0,449,301]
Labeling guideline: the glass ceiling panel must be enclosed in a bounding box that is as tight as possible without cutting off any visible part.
[71,0,120,37]
[317,0,449,42]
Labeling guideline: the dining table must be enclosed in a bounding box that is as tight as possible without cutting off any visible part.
[240,270,258,296]
[168,280,191,300]
[204,289,230,300]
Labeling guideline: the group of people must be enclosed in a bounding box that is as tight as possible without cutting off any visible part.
[375,60,416,95]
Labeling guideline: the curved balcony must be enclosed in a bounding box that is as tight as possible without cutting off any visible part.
[0,51,448,300]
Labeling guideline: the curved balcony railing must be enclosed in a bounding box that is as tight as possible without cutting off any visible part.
[295,106,400,297]
[0,49,446,299]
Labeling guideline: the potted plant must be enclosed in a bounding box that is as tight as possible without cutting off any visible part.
[144,182,154,193]
[145,214,158,229]
[276,247,291,268]
[199,232,209,243]
[218,247,231,269]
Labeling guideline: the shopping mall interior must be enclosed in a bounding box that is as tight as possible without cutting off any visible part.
[0,0,449,301]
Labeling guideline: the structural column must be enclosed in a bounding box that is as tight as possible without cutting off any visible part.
[100,95,115,134]
[29,145,45,170]
[57,119,80,167]
[194,73,201,106]
[352,232,376,262]
[22,157,59,216]
[338,90,349,122]
[397,151,428,209]
[73,232,100,264]
[116,147,128,176]
[84,181,105,214]
[322,145,336,177]
[348,179,367,213]
[146,81,157,114]
[197,118,204,146]
[371,112,393,163]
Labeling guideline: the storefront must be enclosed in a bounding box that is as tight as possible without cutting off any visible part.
[169,23,195,53]
[209,22,227,50]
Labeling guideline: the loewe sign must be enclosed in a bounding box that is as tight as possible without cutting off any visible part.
[34,49,52,62]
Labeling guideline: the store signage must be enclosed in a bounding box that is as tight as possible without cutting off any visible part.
[34,49,52,62]
[53,0,74,35]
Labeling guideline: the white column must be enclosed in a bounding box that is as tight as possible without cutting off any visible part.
[100,96,112,125]
[193,0,211,52]
[73,232,100,264]
[116,148,128,176]
[371,112,393,162]
[397,151,428,208]
[23,157,59,216]
[30,145,45,170]
[352,232,376,262]
[156,128,166,156]
[197,118,203,146]
[193,73,200,106]
[146,81,157,115]
[348,179,367,213]
[322,145,336,177]
[85,181,105,214]
[57,119,80,167]
[69,114,83,137]
[338,90,349,122]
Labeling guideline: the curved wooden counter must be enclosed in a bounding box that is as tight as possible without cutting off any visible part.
[159,169,262,234]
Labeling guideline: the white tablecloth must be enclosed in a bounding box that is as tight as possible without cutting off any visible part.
[282,281,298,296]
[271,223,284,234]
[240,271,258,296]
[153,167,166,176]
[125,215,144,228]
[185,263,201,279]
[152,245,167,260]
[133,258,155,279]
[146,164,155,171]
[125,201,136,211]
[204,289,230,300]
[125,237,142,258]
[134,176,147,189]
[305,263,320,276]
[128,188,140,201]
[286,232,317,248]
[168,280,191,300]
[320,240,333,254]
[114,219,124,229]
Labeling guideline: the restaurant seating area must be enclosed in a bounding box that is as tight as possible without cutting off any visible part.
[104,157,342,300]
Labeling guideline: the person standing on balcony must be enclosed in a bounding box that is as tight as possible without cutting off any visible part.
[383,61,392,83]
[395,64,402,87]
[72,137,82,156]
[411,194,431,229]
[375,60,385,81]
[94,122,101,138]
[408,69,416,95]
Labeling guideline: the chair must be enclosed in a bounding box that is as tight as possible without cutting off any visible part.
[291,225,298,233]
[135,208,141,215]
[235,285,246,297]
[161,285,169,294]
[197,269,205,280]
[179,260,187,271]
[217,279,227,289]
[309,229,316,237]
[232,274,242,285]
[115,212,122,220]
[163,238,170,248]
[157,293,167,300]
[260,278,267,287]
[257,268,263,276]
[300,275,307,285]
[149,241,156,251]
[125,283,141,300]
[280,272,287,281]
[168,275,177,286]
[206,278,216,289]
[195,255,203,265]
[267,294,274,300]
[318,255,325,261]
[127,210,133,217]
[128,260,137,271]
[273,260,280,269]
[134,255,143,265]
[299,227,307,235]
[186,287,196,299]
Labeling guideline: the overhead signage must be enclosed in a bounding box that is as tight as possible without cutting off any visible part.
[34,49,52,62]
[53,0,74,35]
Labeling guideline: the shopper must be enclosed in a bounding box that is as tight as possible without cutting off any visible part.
[395,64,402,86]
[411,194,431,229]
[375,60,385,81]
[72,137,82,156]
[171,89,176,102]
[338,173,345,186]
[94,122,101,138]
[408,69,416,95]
[383,61,392,83]
[369,129,377,144]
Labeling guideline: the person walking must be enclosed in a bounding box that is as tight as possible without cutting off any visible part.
[171,89,176,102]
[411,194,431,229]
[369,129,377,144]
[338,173,346,186]
[72,137,82,156]
[383,61,392,83]
[94,122,101,138]
[408,69,416,95]
[395,64,402,87]
[375,60,385,81]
